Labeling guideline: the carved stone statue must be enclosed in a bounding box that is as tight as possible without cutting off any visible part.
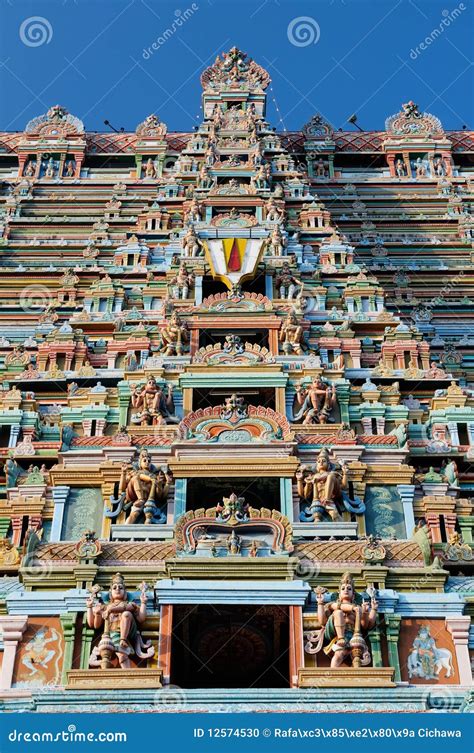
[130,376,178,425]
[265,197,284,223]
[296,448,348,521]
[266,226,286,256]
[305,572,378,668]
[395,158,407,177]
[275,262,303,299]
[144,158,156,178]
[160,311,188,356]
[279,311,304,355]
[169,262,194,300]
[110,449,172,524]
[86,573,154,669]
[181,227,203,257]
[293,377,336,424]
[216,492,249,524]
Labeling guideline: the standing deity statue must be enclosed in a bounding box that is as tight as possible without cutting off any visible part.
[266,226,286,256]
[65,160,76,177]
[395,158,407,177]
[296,448,348,521]
[305,573,378,668]
[108,449,172,524]
[279,311,304,355]
[144,158,156,178]
[25,160,36,177]
[184,198,202,224]
[45,158,56,178]
[415,157,426,177]
[160,311,188,356]
[130,376,178,425]
[169,262,194,300]
[265,197,284,223]
[86,573,154,670]
[275,262,303,300]
[181,227,203,257]
[293,378,336,425]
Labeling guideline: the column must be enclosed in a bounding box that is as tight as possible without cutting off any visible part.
[158,604,173,685]
[50,486,70,542]
[289,605,304,688]
[0,615,28,690]
[59,612,77,685]
[397,484,416,538]
[445,616,472,685]
[10,517,23,548]
[173,478,187,521]
[385,614,402,682]
[280,478,293,520]
[8,425,20,449]
[80,622,95,669]
[447,421,460,447]
[369,618,383,668]
[0,519,10,539]
[425,512,442,544]
[265,274,273,299]
[194,275,203,305]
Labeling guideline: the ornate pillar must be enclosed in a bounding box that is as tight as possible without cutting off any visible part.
[173,478,187,521]
[385,614,402,682]
[50,486,70,542]
[0,519,10,539]
[0,615,28,690]
[265,274,273,299]
[397,484,416,538]
[8,425,20,449]
[60,612,78,685]
[445,616,471,685]
[194,275,203,305]
[10,517,23,548]
[280,478,293,520]
[447,421,460,447]
[425,512,442,544]
[289,605,304,688]
[369,618,383,667]
[158,604,173,685]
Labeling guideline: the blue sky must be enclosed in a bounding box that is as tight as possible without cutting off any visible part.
[0,0,472,133]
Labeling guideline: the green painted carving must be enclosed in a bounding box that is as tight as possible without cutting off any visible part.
[364,486,406,539]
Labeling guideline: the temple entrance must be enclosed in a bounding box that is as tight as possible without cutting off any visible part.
[171,605,289,688]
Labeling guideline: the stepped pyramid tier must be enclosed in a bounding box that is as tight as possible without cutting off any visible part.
[0,48,472,711]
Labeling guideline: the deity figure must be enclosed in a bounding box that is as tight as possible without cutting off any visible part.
[433,156,446,177]
[130,376,178,425]
[112,449,172,524]
[395,158,407,177]
[144,158,156,178]
[44,158,56,178]
[25,160,36,177]
[159,311,188,356]
[220,393,248,420]
[415,157,426,177]
[65,160,76,177]
[315,158,328,178]
[296,448,348,521]
[21,628,59,677]
[407,625,452,680]
[182,227,203,257]
[307,572,378,668]
[199,164,215,189]
[442,458,459,488]
[265,197,284,223]
[275,262,303,299]
[279,311,304,355]
[216,492,249,524]
[169,262,194,300]
[293,377,336,424]
[266,226,286,256]
[86,573,154,670]
[184,199,202,224]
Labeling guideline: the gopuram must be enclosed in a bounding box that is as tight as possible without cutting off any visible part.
[0,48,472,712]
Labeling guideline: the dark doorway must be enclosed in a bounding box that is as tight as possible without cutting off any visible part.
[171,604,289,688]
[186,476,280,512]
